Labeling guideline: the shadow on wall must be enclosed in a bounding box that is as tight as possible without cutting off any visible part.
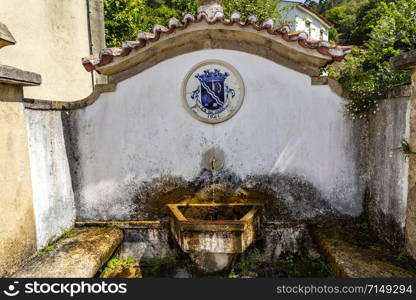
[73,169,343,222]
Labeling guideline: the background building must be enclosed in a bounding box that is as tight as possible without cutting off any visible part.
[0,0,105,101]
[279,0,332,41]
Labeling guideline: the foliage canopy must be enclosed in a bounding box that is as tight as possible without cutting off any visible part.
[104,0,290,47]
[327,0,415,118]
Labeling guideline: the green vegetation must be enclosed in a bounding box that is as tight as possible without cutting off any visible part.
[378,233,386,242]
[229,253,336,278]
[393,139,416,157]
[269,0,415,119]
[36,227,79,256]
[354,220,369,231]
[229,257,260,278]
[37,245,57,256]
[111,222,121,229]
[61,228,77,239]
[147,257,174,266]
[304,0,364,14]
[104,0,291,47]
[144,257,175,276]
[321,1,363,44]
[278,253,336,278]
[324,0,415,119]
[396,249,409,263]
[42,245,56,252]
[100,255,137,277]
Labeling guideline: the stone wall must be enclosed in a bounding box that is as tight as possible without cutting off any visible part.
[0,88,36,277]
[409,70,416,260]
[367,94,411,246]
[55,49,365,223]
[387,51,416,259]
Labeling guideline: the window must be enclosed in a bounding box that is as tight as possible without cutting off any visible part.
[305,19,312,39]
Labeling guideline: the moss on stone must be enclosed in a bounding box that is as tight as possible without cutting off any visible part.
[100,256,141,278]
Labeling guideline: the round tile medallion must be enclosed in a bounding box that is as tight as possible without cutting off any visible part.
[182,60,245,124]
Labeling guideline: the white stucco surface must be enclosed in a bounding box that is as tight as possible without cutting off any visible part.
[25,110,75,249]
[71,49,362,220]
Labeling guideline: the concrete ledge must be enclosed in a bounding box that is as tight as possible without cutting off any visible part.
[12,227,123,278]
[313,225,416,278]
[0,65,41,86]
[390,50,416,70]
[0,22,16,49]
[76,220,162,229]
[23,83,115,110]
[312,76,411,100]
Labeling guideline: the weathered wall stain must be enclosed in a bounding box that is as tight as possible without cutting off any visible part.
[59,50,365,224]
[68,169,349,222]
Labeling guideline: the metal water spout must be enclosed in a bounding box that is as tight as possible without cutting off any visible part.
[202,148,225,171]
[211,157,217,171]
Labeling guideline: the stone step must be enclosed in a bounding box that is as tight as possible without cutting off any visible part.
[13,227,123,278]
[312,225,416,278]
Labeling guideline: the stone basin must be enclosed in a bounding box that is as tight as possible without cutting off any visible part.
[168,202,262,273]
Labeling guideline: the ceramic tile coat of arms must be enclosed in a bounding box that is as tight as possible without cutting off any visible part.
[182,60,245,123]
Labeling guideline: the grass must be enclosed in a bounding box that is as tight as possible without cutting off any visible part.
[278,253,337,278]
[354,221,369,231]
[140,257,193,277]
[100,256,137,277]
[61,228,77,239]
[396,249,409,263]
[147,257,174,266]
[36,227,78,256]
[111,222,121,229]
[37,244,57,256]
[229,257,259,278]
[229,253,337,278]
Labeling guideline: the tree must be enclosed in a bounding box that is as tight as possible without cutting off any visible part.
[329,0,416,118]
[104,0,289,47]
[303,0,330,13]
[322,1,361,44]
[349,0,396,46]
[303,0,362,14]
[104,0,199,47]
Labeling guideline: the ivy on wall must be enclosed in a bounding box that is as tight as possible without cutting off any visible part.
[327,0,415,119]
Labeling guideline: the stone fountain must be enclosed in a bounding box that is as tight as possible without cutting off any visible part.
[168,202,262,274]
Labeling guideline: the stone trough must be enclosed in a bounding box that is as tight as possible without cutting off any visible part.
[168,203,262,273]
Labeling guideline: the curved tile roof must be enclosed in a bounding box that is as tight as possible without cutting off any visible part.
[83,5,352,73]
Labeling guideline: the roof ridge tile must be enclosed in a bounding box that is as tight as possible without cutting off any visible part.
[82,10,352,72]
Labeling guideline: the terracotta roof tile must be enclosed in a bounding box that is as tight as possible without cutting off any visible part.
[83,11,352,72]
